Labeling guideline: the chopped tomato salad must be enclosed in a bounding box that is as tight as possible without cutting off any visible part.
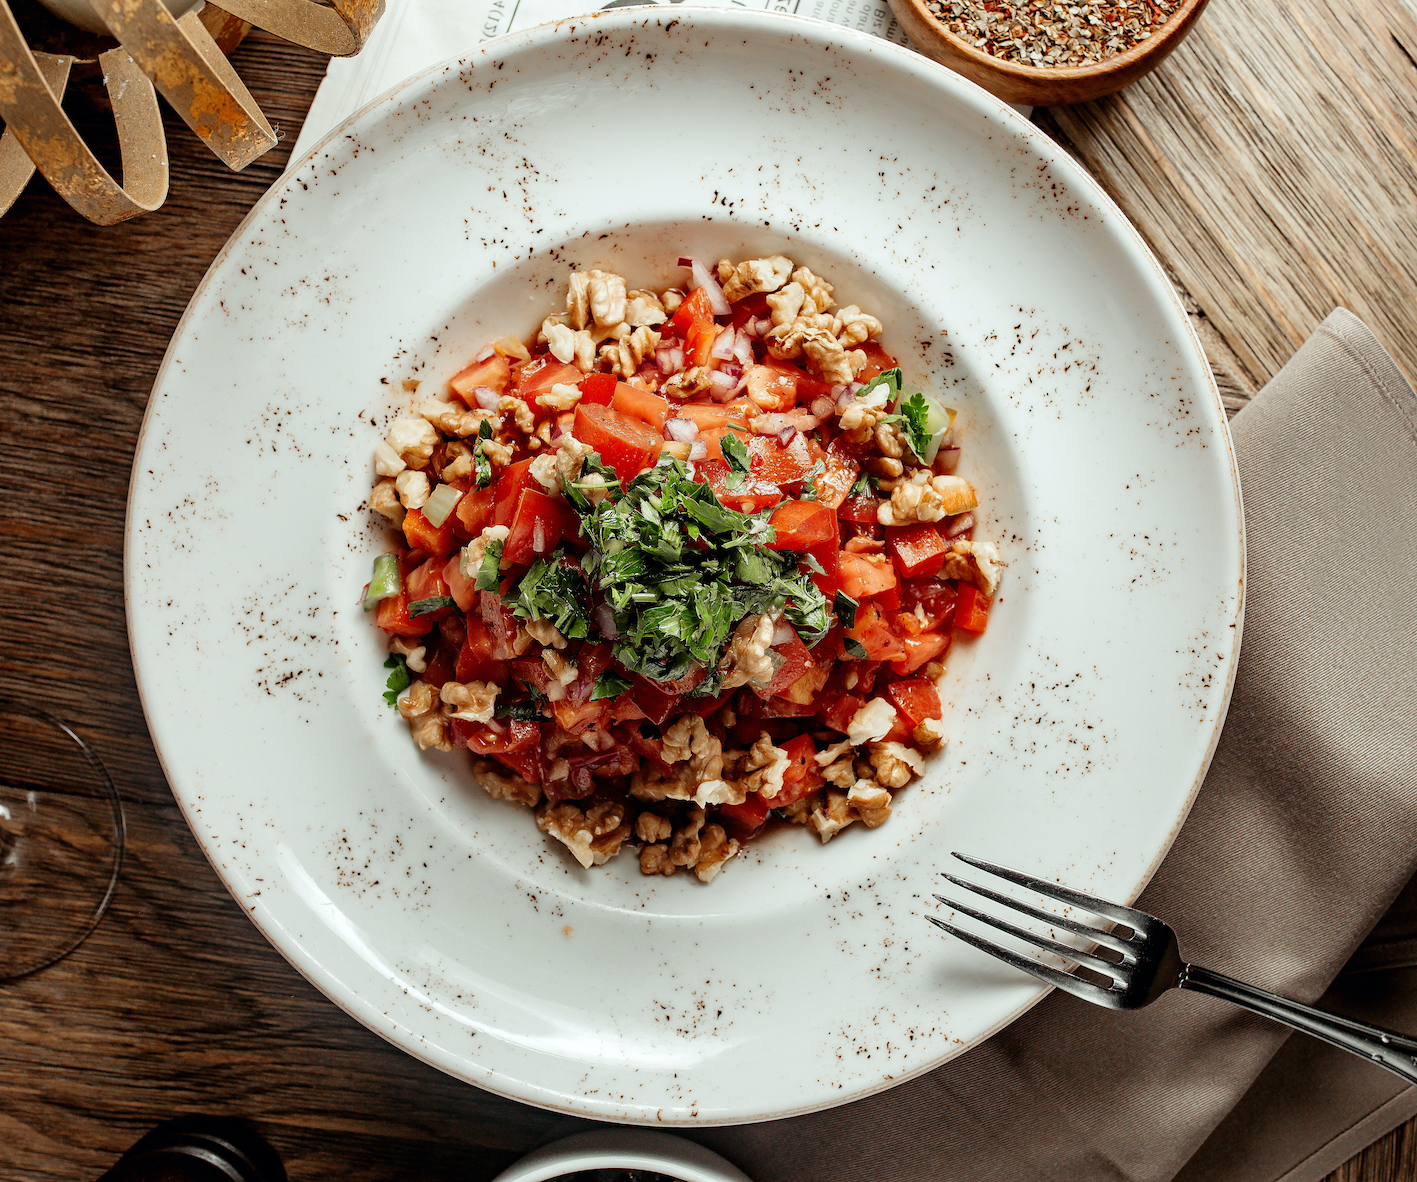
[364,256,1000,883]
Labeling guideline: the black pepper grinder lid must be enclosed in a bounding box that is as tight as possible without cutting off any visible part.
[96,1117,286,1182]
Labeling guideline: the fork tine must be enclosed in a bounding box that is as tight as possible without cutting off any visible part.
[952,852,1145,926]
[939,872,1137,959]
[924,915,1120,1006]
[933,894,1126,978]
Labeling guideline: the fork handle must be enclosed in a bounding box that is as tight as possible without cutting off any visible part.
[1179,964,1417,1085]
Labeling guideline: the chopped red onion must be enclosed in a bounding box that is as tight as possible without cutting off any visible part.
[720,361,743,380]
[656,345,684,375]
[754,317,772,336]
[689,440,708,461]
[707,369,737,392]
[742,318,760,339]
[937,447,962,474]
[473,386,501,411]
[810,395,835,418]
[664,417,698,442]
[772,620,795,646]
[777,426,797,446]
[474,345,495,363]
[710,327,736,360]
[945,511,974,538]
[834,386,856,411]
[593,602,618,640]
[733,330,755,368]
[680,255,731,316]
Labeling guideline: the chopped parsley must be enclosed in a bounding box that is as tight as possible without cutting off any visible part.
[720,432,751,489]
[382,654,412,706]
[568,454,830,690]
[495,700,546,720]
[473,538,504,591]
[896,391,935,462]
[834,590,859,630]
[590,670,634,701]
[843,637,869,660]
[506,551,591,639]
[799,459,825,502]
[472,419,495,489]
[407,595,455,617]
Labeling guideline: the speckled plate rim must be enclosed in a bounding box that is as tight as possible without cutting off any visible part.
[125,7,1244,1125]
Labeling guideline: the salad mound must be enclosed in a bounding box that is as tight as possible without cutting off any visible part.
[363,256,999,882]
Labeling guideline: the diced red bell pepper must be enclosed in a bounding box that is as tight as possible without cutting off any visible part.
[453,484,496,542]
[577,372,617,405]
[512,356,582,404]
[838,551,898,600]
[759,734,825,808]
[502,488,581,568]
[611,696,649,724]
[402,507,457,560]
[731,717,811,746]
[573,402,663,481]
[627,727,675,777]
[717,794,771,838]
[449,354,510,402]
[767,500,837,551]
[696,459,783,515]
[890,632,951,675]
[872,581,902,611]
[887,678,943,725]
[887,523,948,580]
[610,382,672,429]
[954,584,991,634]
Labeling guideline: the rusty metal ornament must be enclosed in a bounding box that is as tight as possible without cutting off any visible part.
[0,0,383,223]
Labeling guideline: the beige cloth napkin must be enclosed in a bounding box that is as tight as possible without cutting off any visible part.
[696,308,1417,1182]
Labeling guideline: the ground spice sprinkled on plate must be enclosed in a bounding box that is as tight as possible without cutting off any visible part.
[924,0,1184,67]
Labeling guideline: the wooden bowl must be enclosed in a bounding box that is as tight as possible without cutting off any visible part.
[887,0,1211,106]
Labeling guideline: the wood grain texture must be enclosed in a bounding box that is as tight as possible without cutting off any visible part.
[0,19,1410,1182]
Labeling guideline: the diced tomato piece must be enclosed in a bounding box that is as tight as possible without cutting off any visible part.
[759,734,825,808]
[491,745,543,784]
[452,484,496,543]
[845,601,906,662]
[747,432,815,486]
[630,676,681,726]
[610,696,649,724]
[480,590,523,660]
[611,382,671,429]
[419,643,455,690]
[901,577,958,631]
[817,689,863,734]
[887,678,943,725]
[546,746,640,803]
[816,449,859,511]
[675,401,752,463]
[891,632,951,675]
[717,794,771,838]
[695,459,783,514]
[456,619,509,684]
[838,494,882,525]
[780,661,831,705]
[873,581,902,611]
[376,587,434,638]
[805,540,841,600]
[736,690,819,719]
[552,699,610,736]
[679,687,735,716]
[838,551,898,600]
[577,372,617,405]
[512,356,582,404]
[573,402,663,481]
[955,584,991,634]
[854,340,899,382]
[767,500,837,551]
[402,508,457,560]
[449,354,510,402]
[627,727,675,776]
[404,556,453,621]
[756,624,814,700]
[731,717,812,746]
[670,288,719,367]
[763,354,833,403]
[502,489,581,568]
[728,291,769,327]
[453,718,541,756]
[887,523,948,580]
[494,458,537,528]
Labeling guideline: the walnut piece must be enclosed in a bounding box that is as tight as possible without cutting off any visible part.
[417,397,492,438]
[469,757,541,806]
[694,824,740,883]
[878,471,979,526]
[670,806,706,868]
[942,537,1001,595]
[369,479,405,526]
[868,741,923,788]
[385,417,438,468]
[718,613,777,690]
[741,732,791,800]
[847,697,899,745]
[624,289,668,327]
[439,440,474,482]
[536,799,632,868]
[536,382,583,412]
[568,269,627,330]
[440,680,499,723]
[459,524,510,580]
[601,325,661,377]
[810,788,856,843]
[913,717,947,751]
[394,469,430,510]
[389,635,426,673]
[640,842,676,876]
[374,439,406,477]
[721,255,794,303]
[397,681,451,752]
[660,715,724,781]
[636,812,672,843]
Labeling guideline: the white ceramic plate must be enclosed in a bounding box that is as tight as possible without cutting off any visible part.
[127,9,1243,1124]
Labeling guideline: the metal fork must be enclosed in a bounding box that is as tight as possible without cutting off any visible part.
[929,852,1417,1085]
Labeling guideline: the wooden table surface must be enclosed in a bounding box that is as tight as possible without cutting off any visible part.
[3,2,1416,1177]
